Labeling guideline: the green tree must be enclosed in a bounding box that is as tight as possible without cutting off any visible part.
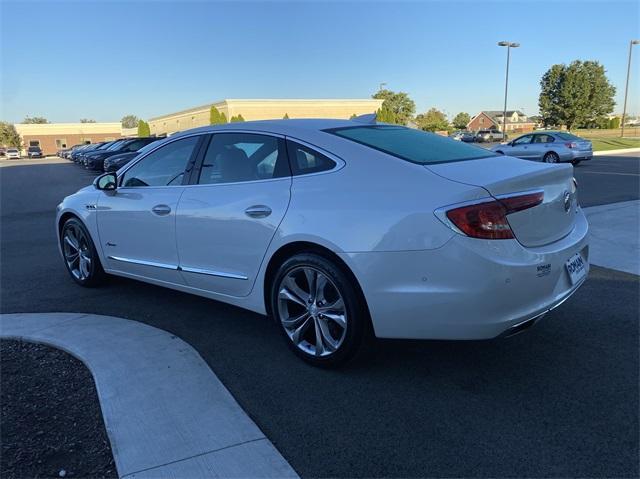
[23,116,48,124]
[375,105,396,123]
[349,113,357,120]
[451,112,471,130]
[230,114,245,122]
[283,113,290,119]
[538,60,616,130]
[609,117,621,129]
[121,115,139,129]
[210,106,228,125]
[0,122,22,147]
[80,118,96,123]
[415,108,450,132]
[137,120,151,138]
[372,89,415,125]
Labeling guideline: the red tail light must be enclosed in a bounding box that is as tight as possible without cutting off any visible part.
[445,192,544,240]
[565,142,577,149]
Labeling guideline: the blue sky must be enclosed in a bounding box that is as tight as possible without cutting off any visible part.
[1,0,639,123]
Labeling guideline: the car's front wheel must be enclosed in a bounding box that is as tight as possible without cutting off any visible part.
[271,253,369,367]
[61,218,105,287]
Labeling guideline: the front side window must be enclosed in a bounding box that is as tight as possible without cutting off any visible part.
[513,135,533,145]
[198,133,289,185]
[327,125,494,165]
[122,136,199,187]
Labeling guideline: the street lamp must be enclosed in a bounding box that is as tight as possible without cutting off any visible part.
[379,82,387,92]
[498,41,520,137]
[621,40,640,138]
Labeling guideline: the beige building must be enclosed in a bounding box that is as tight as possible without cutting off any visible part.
[14,123,122,155]
[147,99,384,136]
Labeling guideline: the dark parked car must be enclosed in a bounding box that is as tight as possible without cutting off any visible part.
[84,137,160,170]
[76,141,120,164]
[27,146,44,158]
[102,139,163,172]
[70,144,97,162]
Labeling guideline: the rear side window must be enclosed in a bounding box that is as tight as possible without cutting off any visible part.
[198,133,289,185]
[556,133,581,141]
[286,141,336,175]
[326,125,494,164]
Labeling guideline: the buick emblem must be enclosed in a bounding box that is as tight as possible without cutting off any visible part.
[563,191,571,213]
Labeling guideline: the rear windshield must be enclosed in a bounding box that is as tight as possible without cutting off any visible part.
[28,146,40,151]
[326,125,495,164]
[556,132,582,141]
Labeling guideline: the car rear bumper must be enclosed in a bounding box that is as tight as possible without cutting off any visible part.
[340,208,589,340]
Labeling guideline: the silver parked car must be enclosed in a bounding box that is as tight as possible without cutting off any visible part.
[491,132,592,165]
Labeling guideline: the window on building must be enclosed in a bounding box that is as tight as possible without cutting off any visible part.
[479,118,484,124]
[55,139,67,148]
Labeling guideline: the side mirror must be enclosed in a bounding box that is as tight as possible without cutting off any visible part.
[95,172,117,191]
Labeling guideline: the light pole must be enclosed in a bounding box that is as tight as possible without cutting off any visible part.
[379,82,387,92]
[621,40,640,138]
[498,41,520,137]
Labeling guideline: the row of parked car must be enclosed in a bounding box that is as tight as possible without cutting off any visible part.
[450,129,507,143]
[0,146,45,159]
[59,136,163,172]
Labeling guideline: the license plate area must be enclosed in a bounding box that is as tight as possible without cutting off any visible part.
[565,252,587,285]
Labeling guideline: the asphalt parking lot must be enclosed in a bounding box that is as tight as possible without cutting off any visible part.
[1,154,638,477]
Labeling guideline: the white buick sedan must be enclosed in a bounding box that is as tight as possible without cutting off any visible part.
[56,119,589,366]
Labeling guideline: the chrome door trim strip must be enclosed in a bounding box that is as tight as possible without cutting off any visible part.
[179,265,248,280]
[107,255,178,270]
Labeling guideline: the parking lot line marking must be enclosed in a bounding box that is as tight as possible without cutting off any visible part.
[580,171,639,176]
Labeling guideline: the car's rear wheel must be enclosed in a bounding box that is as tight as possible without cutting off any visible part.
[271,253,369,367]
[543,152,560,163]
[61,218,105,287]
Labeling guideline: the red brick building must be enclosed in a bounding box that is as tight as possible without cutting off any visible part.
[14,123,122,156]
[467,110,536,133]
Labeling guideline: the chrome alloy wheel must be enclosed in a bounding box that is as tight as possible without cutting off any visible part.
[63,224,92,281]
[277,266,347,357]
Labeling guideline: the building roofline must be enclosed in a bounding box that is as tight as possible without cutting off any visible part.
[148,98,383,121]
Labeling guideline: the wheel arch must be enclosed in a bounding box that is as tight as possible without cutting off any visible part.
[263,241,371,322]
[58,211,81,238]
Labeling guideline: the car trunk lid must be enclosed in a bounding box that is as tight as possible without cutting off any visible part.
[427,156,578,247]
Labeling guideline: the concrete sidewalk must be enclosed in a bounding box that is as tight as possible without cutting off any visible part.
[0,313,298,479]
[593,147,640,156]
[583,200,639,275]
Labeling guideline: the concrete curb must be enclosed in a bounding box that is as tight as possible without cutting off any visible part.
[583,201,639,276]
[0,313,299,479]
[593,147,640,156]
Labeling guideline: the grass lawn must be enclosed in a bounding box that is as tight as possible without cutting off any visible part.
[590,137,640,151]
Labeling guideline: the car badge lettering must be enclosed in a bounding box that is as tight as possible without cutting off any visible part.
[563,191,571,213]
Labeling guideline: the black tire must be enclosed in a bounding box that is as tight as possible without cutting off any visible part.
[60,217,106,287]
[543,151,560,163]
[270,253,370,367]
